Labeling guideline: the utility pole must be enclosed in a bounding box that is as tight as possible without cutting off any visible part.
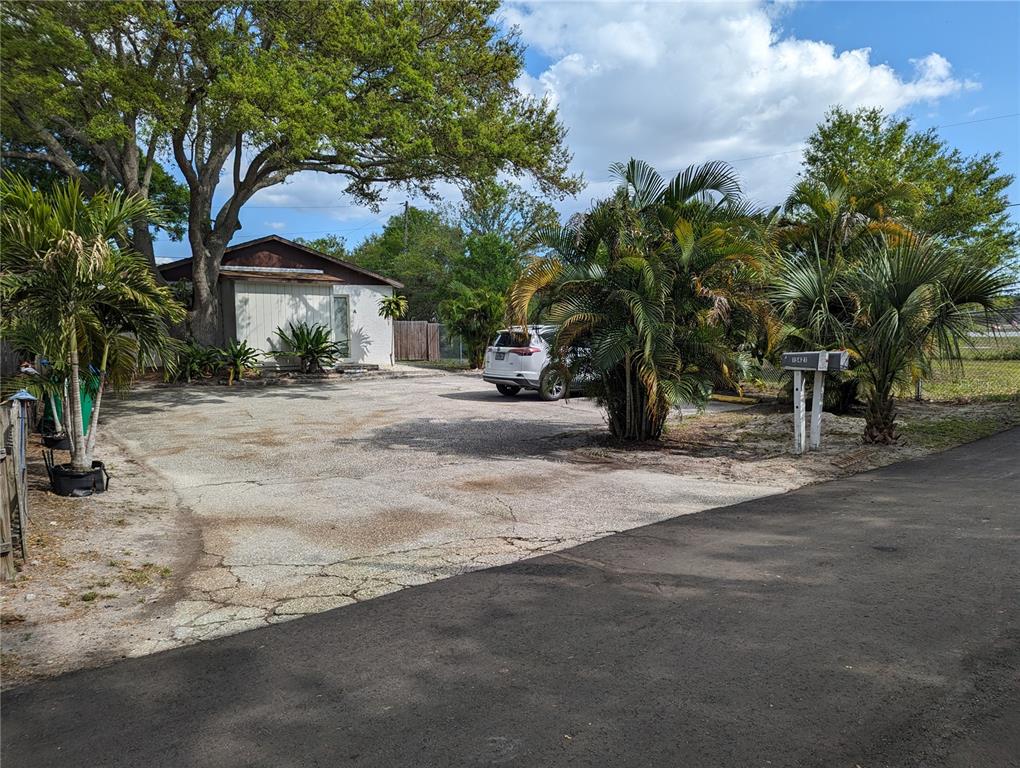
[403,201,409,251]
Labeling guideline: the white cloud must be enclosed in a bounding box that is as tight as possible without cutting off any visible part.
[266,220,286,231]
[506,1,977,208]
[224,1,977,237]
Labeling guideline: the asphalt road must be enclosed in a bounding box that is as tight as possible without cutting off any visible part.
[3,428,1018,767]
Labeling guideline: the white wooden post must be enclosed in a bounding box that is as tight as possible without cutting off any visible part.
[809,372,825,450]
[792,369,806,454]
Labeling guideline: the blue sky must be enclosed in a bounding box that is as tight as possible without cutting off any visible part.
[155,1,1019,261]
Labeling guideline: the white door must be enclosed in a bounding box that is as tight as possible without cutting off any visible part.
[233,281,333,359]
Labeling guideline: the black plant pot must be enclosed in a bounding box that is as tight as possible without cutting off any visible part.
[42,432,71,450]
[91,460,110,492]
[49,461,110,497]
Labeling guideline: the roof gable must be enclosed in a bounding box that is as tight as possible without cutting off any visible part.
[158,235,403,288]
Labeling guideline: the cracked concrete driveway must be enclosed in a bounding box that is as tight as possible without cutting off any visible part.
[107,372,784,647]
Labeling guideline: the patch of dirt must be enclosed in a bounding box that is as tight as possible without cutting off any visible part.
[574,399,1020,489]
[0,436,197,690]
[456,471,560,494]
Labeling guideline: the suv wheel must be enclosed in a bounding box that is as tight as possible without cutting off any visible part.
[496,384,521,396]
[539,367,566,401]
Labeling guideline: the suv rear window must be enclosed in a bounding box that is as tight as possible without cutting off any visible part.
[493,331,530,347]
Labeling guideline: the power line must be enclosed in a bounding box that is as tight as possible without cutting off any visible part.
[246,203,365,209]
[935,112,1020,129]
[240,225,380,238]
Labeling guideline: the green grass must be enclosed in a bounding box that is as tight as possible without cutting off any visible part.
[959,338,1020,361]
[402,359,472,371]
[922,359,1020,401]
[900,416,1005,450]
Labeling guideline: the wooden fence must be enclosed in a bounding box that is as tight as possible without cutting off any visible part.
[1,403,29,580]
[394,321,441,361]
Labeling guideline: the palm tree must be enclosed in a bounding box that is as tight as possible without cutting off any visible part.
[1,174,184,472]
[511,159,771,441]
[773,176,920,411]
[774,234,1008,443]
[779,174,916,260]
[378,293,409,321]
[440,287,505,369]
[378,294,409,365]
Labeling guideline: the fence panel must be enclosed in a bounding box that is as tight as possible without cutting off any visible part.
[0,405,25,581]
[394,321,441,361]
[438,325,465,362]
[918,333,1020,401]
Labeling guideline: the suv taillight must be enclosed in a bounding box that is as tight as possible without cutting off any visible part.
[509,347,540,356]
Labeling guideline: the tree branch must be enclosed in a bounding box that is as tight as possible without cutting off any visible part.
[1,149,59,164]
[7,104,96,193]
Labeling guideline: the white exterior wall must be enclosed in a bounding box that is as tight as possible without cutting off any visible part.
[233,280,394,367]
[334,284,394,366]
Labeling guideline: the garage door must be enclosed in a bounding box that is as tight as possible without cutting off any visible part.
[233,281,333,358]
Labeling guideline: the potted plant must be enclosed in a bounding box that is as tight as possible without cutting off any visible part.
[0,175,185,496]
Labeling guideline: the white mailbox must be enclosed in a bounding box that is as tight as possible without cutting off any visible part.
[781,350,849,454]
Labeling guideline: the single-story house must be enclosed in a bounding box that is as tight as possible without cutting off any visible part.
[159,235,403,367]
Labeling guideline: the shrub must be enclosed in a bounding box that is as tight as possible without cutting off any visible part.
[272,322,342,373]
[440,288,505,369]
[218,339,262,385]
[166,341,219,383]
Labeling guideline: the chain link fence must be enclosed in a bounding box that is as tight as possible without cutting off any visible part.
[437,324,466,363]
[740,319,1020,404]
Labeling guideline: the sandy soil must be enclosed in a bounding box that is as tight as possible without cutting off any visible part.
[0,437,197,688]
[2,371,1016,689]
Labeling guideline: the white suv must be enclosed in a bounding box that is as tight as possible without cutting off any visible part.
[482,325,581,400]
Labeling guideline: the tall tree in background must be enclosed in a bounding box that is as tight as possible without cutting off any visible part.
[1,1,579,344]
[1,138,190,245]
[802,107,1019,272]
[310,208,539,323]
[448,178,560,252]
[333,207,465,320]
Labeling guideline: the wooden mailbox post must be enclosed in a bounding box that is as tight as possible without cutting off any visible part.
[780,351,849,455]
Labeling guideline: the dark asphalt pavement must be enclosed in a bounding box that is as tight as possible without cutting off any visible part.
[3,428,1019,767]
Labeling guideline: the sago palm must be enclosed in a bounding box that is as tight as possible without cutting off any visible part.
[1,174,184,471]
[774,234,1008,443]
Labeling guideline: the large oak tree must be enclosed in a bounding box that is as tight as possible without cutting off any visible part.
[2,1,579,344]
[802,107,1019,273]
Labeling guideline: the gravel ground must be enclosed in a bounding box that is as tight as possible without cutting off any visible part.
[102,373,784,649]
[3,370,1016,685]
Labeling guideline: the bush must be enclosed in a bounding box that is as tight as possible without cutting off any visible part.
[439,288,505,369]
[218,339,262,385]
[272,322,343,373]
[166,341,219,383]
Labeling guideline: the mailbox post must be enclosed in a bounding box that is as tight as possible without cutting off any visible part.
[780,351,849,454]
